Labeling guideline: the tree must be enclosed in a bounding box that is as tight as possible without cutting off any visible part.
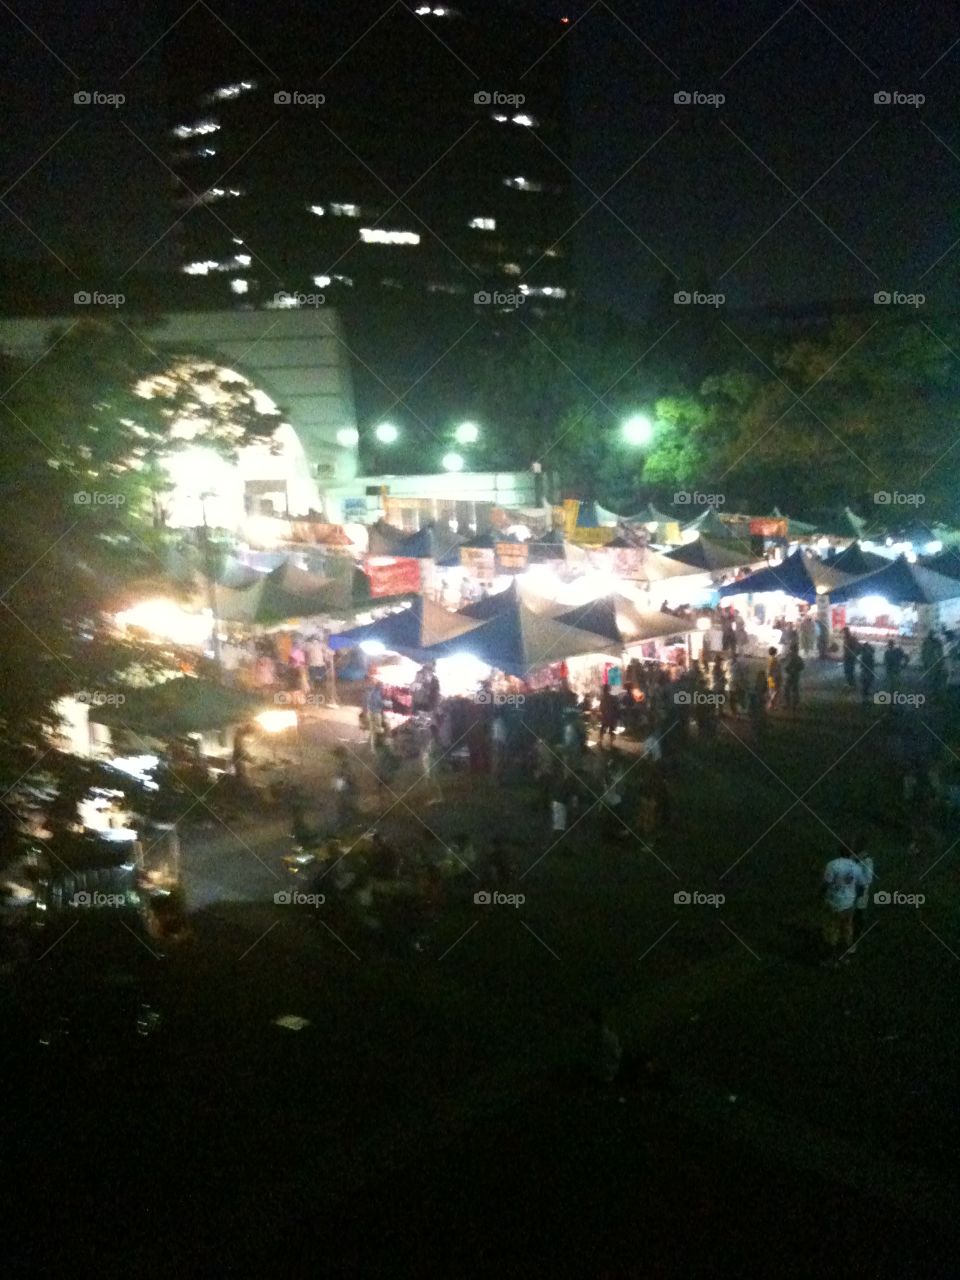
[0,319,275,855]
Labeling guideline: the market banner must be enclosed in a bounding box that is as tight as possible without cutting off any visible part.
[568,525,616,547]
[460,546,496,581]
[363,556,421,598]
[495,541,529,573]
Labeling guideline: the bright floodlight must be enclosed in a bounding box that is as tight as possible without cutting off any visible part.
[622,414,653,446]
[375,422,399,443]
[455,421,479,445]
[337,427,360,447]
[442,452,465,472]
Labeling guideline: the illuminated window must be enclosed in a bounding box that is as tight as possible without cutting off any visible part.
[492,114,508,123]
[204,81,256,103]
[331,202,362,217]
[235,254,252,266]
[361,228,420,245]
[512,114,536,127]
[308,204,326,216]
[500,262,522,276]
[195,187,243,204]
[183,260,219,276]
[172,119,220,139]
[519,285,567,298]
[468,217,496,230]
[232,237,244,245]
[313,275,331,288]
[332,274,354,286]
[503,176,543,192]
[230,279,249,294]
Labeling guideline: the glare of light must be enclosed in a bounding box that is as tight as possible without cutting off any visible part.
[230,278,249,294]
[375,422,399,443]
[256,709,298,734]
[622,414,653,446]
[455,421,480,444]
[435,654,491,696]
[107,754,160,789]
[697,617,711,631]
[513,114,535,127]
[360,228,420,245]
[235,254,251,266]
[504,524,531,541]
[442,452,465,472]
[415,3,430,10]
[115,599,212,646]
[492,114,508,122]
[337,427,360,447]
[858,595,890,615]
[924,541,943,555]
[243,515,286,548]
[313,274,332,287]
[308,204,326,216]
[359,640,387,656]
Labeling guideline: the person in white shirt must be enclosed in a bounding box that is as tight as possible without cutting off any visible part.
[821,849,868,965]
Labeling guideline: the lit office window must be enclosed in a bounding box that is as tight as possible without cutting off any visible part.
[361,228,420,245]
[468,217,496,230]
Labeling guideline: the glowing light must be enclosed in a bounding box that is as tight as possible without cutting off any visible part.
[697,617,712,631]
[455,421,479,444]
[313,274,332,287]
[435,654,491,695]
[183,260,219,276]
[622,414,653,446]
[115,599,212,647]
[359,640,387,656]
[468,216,496,230]
[331,203,361,217]
[230,279,248,294]
[360,228,420,245]
[235,254,251,266]
[924,540,943,555]
[309,204,326,216]
[501,262,522,275]
[375,422,399,443]
[172,120,220,139]
[492,114,508,122]
[337,427,360,447]
[512,114,536,127]
[442,452,465,472]
[256,709,298,734]
[858,595,890,615]
[504,176,543,191]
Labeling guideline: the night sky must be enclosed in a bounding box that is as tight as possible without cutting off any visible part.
[0,1,958,313]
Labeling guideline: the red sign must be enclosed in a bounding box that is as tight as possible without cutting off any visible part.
[364,556,421,598]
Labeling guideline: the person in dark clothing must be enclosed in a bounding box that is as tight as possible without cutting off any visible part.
[859,641,876,705]
[784,642,805,710]
[882,639,909,701]
[598,685,618,745]
[842,627,860,689]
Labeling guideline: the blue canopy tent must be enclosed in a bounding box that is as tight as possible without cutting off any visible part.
[718,549,848,604]
[824,556,960,606]
[420,599,616,677]
[328,595,482,658]
[824,541,888,577]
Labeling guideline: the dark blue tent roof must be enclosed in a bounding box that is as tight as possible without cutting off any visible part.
[718,550,823,603]
[554,597,622,644]
[460,580,520,620]
[824,542,888,576]
[826,556,960,605]
[328,601,421,652]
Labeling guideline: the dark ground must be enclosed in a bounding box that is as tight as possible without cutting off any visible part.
[4,661,960,1276]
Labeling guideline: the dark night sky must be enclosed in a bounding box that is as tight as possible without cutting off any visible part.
[0,1,958,313]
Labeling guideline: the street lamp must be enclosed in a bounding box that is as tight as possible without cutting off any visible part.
[375,421,399,444]
[454,421,480,445]
[622,413,653,446]
[337,427,360,447]
[442,452,465,472]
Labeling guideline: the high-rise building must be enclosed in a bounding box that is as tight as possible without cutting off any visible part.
[164,2,573,314]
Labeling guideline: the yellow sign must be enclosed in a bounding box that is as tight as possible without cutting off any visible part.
[569,526,615,547]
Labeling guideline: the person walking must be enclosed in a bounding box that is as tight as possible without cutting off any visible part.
[858,641,876,706]
[766,647,782,709]
[882,639,908,702]
[784,642,805,711]
[842,626,859,690]
[799,613,816,660]
[821,846,868,966]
